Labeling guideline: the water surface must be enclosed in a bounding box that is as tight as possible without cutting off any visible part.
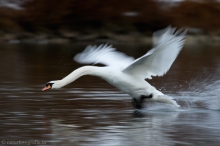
[0,43,220,146]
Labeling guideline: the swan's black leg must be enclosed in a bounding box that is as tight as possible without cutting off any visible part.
[131,94,153,109]
[132,98,143,109]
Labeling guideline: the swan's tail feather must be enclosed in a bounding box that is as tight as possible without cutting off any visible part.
[156,95,180,107]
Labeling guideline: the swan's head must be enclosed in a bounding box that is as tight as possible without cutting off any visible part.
[42,80,62,91]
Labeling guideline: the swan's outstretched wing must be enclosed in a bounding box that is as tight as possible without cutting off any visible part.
[123,27,186,79]
[74,44,134,69]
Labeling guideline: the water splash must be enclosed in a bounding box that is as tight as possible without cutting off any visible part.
[177,68,220,110]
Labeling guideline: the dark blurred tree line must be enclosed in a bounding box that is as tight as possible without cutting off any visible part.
[0,0,220,35]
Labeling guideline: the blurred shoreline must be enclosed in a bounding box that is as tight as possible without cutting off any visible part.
[1,31,220,47]
[1,0,220,47]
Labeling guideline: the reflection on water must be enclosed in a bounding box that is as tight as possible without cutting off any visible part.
[0,43,220,146]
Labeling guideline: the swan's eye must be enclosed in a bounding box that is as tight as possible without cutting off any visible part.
[45,83,53,86]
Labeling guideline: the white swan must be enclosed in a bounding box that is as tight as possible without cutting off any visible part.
[42,26,186,109]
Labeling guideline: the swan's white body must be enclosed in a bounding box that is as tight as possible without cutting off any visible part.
[43,27,186,108]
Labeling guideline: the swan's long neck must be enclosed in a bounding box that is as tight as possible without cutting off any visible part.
[59,66,103,88]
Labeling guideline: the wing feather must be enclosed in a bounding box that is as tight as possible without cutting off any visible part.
[123,26,186,79]
[74,44,134,69]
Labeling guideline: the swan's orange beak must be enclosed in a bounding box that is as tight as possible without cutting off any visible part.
[42,85,51,91]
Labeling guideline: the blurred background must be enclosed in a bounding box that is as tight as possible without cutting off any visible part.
[1,0,220,146]
[0,0,220,44]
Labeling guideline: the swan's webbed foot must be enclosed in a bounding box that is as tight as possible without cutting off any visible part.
[131,94,153,109]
